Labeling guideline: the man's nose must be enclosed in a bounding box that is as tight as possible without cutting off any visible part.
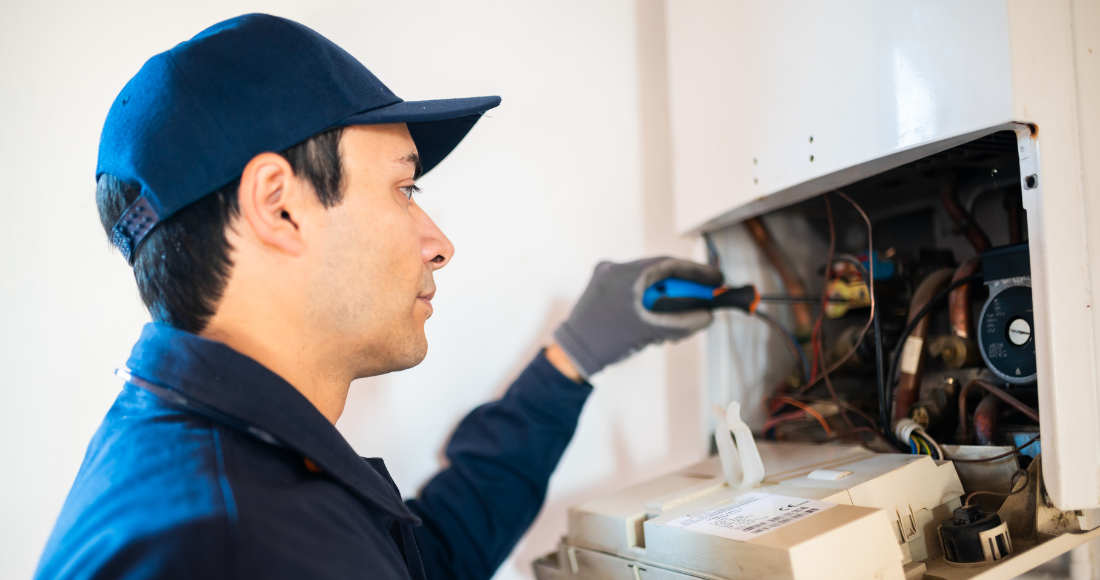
[413,200,454,269]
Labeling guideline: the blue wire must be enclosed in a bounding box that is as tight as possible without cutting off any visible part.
[909,437,918,454]
[792,337,811,383]
[754,309,811,384]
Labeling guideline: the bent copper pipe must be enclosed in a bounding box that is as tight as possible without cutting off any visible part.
[895,269,955,420]
[957,379,1040,441]
[973,395,1002,446]
[745,217,813,336]
[941,181,992,253]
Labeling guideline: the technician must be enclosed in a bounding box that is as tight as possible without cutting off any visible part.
[35,14,722,580]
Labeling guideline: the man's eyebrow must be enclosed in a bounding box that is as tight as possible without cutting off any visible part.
[399,152,423,180]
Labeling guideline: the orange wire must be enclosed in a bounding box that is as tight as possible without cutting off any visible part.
[771,396,835,436]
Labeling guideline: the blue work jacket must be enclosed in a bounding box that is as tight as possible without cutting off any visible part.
[35,323,592,579]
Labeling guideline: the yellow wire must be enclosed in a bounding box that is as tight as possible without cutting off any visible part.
[915,435,931,456]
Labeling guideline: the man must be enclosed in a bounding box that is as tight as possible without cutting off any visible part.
[36,14,722,580]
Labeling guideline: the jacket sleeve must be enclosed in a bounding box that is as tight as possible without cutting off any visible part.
[406,350,593,580]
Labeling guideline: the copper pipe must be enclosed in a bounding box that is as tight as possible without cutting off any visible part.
[895,269,955,420]
[949,256,982,339]
[941,182,992,253]
[973,395,1002,445]
[745,217,813,336]
[957,379,1040,441]
[941,257,983,369]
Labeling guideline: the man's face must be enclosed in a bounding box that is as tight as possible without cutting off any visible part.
[309,123,453,377]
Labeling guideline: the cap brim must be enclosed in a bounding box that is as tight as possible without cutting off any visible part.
[338,96,501,175]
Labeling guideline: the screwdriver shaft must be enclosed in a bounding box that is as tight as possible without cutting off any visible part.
[759,295,853,304]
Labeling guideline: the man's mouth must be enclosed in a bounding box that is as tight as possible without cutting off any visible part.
[417,290,434,318]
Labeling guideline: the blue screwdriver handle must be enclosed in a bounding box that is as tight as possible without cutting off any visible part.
[643,278,759,313]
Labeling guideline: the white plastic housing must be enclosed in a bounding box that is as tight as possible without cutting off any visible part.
[666,1,1100,510]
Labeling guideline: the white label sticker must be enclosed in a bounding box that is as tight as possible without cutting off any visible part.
[900,336,924,375]
[663,492,835,541]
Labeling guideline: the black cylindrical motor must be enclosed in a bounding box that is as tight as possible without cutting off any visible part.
[939,505,1013,564]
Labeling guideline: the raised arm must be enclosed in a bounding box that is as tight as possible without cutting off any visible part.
[407,257,722,580]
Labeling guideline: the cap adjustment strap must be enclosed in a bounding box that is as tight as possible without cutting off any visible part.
[110,195,160,265]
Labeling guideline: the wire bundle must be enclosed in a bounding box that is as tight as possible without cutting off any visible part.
[894,418,943,459]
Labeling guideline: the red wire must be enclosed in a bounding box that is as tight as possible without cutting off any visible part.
[770,396,835,436]
[763,410,807,433]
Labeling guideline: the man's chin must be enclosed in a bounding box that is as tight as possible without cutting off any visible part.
[378,335,428,374]
[352,327,429,378]
[392,344,428,372]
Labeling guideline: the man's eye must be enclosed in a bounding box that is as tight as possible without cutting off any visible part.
[399,184,420,200]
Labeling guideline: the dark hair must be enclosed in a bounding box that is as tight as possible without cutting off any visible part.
[96,127,346,333]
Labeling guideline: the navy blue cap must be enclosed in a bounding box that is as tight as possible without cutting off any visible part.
[98,13,501,263]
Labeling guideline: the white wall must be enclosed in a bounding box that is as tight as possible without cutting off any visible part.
[0,1,709,579]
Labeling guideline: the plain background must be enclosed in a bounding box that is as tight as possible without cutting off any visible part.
[0,1,713,579]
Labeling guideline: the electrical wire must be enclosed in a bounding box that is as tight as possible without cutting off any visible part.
[812,195,857,430]
[916,435,936,457]
[807,193,837,387]
[914,435,931,456]
[946,434,1041,464]
[797,191,880,434]
[762,410,810,434]
[770,396,835,436]
[794,193,879,397]
[873,307,899,450]
[793,395,880,429]
[832,189,877,361]
[894,418,943,459]
[922,432,945,460]
[882,272,984,448]
[964,469,1029,507]
[755,309,811,384]
[779,395,894,452]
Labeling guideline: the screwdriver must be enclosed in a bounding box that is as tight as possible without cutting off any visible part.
[642,278,826,313]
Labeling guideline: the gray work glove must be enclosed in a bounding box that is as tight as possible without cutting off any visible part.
[553,257,724,379]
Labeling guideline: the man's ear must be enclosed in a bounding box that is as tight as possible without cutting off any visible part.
[237,152,307,256]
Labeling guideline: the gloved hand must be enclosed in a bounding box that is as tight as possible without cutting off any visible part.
[553,257,724,379]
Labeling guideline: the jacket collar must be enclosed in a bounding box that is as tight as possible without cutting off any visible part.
[125,322,420,524]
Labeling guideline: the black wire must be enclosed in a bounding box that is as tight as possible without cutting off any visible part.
[948,434,1041,463]
[833,252,907,451]
[874,306,905,451]
[883,272,984,437]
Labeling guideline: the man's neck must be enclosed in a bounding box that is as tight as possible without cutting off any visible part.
[200,316,351,424]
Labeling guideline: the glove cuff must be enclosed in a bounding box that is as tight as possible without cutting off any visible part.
[552,324,600,380]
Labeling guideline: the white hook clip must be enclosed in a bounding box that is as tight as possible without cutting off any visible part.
[712,402,765,490]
